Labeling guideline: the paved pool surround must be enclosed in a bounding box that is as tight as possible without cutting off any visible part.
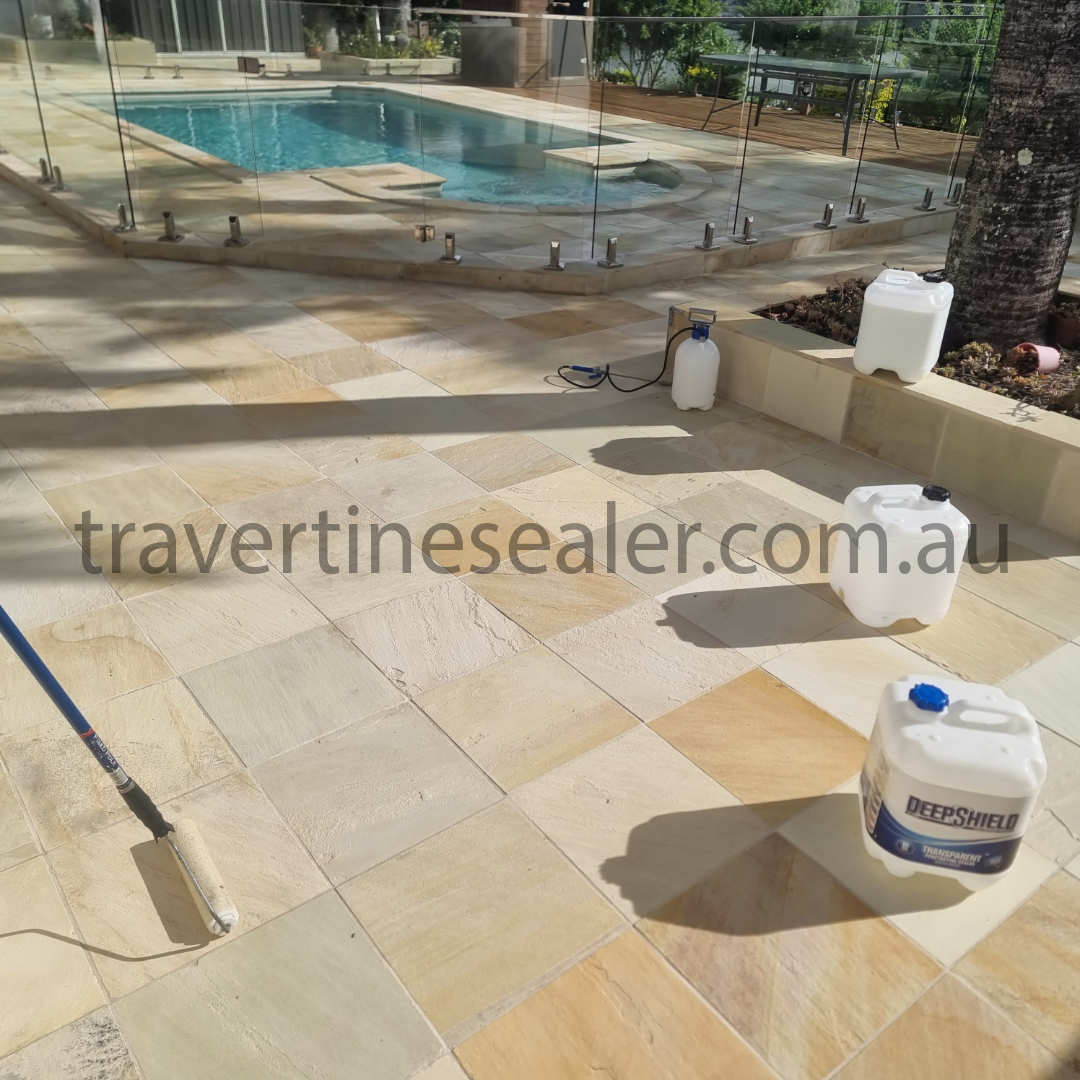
[2,180,1080,1080]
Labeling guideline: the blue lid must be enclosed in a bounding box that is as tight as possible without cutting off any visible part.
[909,683,949,712]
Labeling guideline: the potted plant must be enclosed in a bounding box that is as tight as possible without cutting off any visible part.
[303,24,325,59]
[680,64,714,96]
[1049,296,1080,348]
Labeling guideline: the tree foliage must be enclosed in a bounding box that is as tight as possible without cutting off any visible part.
[596,0,735,90]
[889,3,1002,133]
[734,0,896,58]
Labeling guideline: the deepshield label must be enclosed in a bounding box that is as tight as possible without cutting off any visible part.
[860,731,1029,875]
[867,799,1022,874]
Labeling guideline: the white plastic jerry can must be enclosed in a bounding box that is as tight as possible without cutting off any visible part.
[853,269,953,383]
[671,324,720,411]
[830,484,970,628]
[861,676,1046,891]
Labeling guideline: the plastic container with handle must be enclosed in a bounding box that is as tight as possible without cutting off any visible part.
[853,269,953,383]
[671,308,720,411]
[830,483,970,628]
[860,676,1046,891]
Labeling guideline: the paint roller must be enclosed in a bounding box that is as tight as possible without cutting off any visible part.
[0,603,237,936]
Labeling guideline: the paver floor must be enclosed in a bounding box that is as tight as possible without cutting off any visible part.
[1,180,1080,1080]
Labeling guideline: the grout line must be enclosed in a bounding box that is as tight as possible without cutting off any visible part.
[946,927,1078,1068]
[818,965,954,1080]
[629,924,782,1077]
[106,1001,150,1080]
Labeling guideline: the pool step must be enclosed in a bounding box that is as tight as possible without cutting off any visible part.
[311,164,447,199]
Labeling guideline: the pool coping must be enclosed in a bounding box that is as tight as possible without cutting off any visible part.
[1,142,957,295]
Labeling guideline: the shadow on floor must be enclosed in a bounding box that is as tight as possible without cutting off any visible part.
[131,838,218,948]
[658,583,865,647]
[590,435,726,471]
[601,794,974,928]
[0,395,673,446]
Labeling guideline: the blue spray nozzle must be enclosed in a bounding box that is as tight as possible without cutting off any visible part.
[690,321,711,341]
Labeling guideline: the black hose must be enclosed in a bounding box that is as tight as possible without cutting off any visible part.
[556,327,694,393]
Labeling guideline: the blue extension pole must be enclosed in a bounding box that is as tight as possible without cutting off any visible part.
[0,603,173,838]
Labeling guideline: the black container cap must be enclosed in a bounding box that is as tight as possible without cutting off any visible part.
[922,484,951,502]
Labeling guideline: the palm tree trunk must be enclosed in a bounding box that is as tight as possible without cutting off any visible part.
[944,0,1080,346]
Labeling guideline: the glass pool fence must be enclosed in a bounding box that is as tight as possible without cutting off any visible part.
[0,0,999,275]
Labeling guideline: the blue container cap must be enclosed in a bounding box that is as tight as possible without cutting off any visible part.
[909,683,950,712]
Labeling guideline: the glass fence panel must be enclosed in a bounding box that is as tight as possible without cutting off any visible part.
[587,14,746,260]
[222,3,608,275]
[727,13,890,250]
[414,9,601,273]
[102,0,265,238]
[6,0,133,221]
[850,3,999,218]
[0,0,52,174]
[583,15,750,253]
[298,1,459,267]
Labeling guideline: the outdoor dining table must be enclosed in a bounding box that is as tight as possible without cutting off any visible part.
[700,53,928,155]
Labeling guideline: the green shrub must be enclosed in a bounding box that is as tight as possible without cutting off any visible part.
[894,85,988,135]
[56,1,94,41]
[595,0,734,91]
[434,22,460,58]
[338,29,449,59]
[679,62,744,98]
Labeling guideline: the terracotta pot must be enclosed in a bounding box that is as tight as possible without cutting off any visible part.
[1018,342,1061,374]
[305,44,322,58]
[1049,311,1080,348]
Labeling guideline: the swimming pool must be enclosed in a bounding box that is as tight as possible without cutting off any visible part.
[115,88,674,206]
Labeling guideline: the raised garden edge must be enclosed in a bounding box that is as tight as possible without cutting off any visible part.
[671,300,1080,543]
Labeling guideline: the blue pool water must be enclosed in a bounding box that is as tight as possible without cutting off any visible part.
[116,89,673,206]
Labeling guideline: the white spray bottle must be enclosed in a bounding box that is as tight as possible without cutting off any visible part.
[671,308,720,411]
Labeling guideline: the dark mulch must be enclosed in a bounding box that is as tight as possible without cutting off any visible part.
[764,277,867,346]
[758,277,1080,419]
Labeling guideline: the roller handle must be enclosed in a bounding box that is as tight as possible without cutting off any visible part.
[0,603,129,778]
[0,603,174,838]
[0,603,95,738]
[120,781,174,839]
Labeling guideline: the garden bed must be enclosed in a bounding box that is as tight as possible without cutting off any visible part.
[757,278,1080,419]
